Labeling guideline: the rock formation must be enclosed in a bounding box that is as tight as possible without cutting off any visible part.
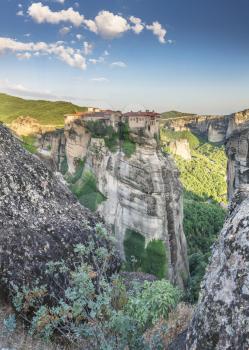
[186,116,249,349]
[226,110,249,200]
[0,124,119,298]
[186,185,249,349]
[168,139,191,160]
[10,116,57,136]
[37,119,189,288]
[85,136,189,288]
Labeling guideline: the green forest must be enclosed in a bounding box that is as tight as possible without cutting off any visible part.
[161,129,227,301]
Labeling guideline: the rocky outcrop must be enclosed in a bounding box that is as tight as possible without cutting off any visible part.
[225,110,249,200]
[0,124,119,299]
[10,116,57,136]
[168,139,191,160]
[186,185,249,349]
[84,137,189,288]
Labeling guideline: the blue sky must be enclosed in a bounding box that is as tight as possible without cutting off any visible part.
[0,0,249,114]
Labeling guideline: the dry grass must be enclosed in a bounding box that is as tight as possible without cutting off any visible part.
[0,297,72,350]
[144,302,194,349]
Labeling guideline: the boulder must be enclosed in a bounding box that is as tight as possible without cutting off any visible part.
[0,124,119,299]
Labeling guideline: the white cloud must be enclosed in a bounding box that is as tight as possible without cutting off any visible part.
[54,0,66,3]
[76,34,82,40]
[59,26,71,36]
[89,56,104,64]
[27,4,167,44]
[85,10,130,39]
[146,21,167,43]
[17,10,24,16]
[0,37,87,70]
[16,52,31,60]
[103,50,109,56]
[18,4,23,8]
[83,41,93,55]
[28,2,84,26]
[90,77,109,82]
[110,61,127,68]
[129,16,144,34]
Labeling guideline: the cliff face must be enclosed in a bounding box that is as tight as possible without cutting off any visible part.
[38,120,189,288]
[186,186,249,349]
[85,137,189,287]
[186,116,249,349]
[226,110,249,200]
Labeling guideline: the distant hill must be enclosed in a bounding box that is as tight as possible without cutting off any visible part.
[161,110,196,120]
[0,93,87,126]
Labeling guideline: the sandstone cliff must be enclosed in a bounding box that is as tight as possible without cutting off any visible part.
[0,124,119,299]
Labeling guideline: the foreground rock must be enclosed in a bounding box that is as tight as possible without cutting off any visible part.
[186,186,249,349]
[0,124,119,299]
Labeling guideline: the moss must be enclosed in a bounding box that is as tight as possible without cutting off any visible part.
[124,229,145,271]
[70,171,106,212]
[122,140,136,157]
[60,157,68,175]
[22,135,37,154]
[124,230,167,279]
[143,240,168,279]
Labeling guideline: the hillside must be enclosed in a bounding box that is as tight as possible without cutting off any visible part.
[0,93,87,125]
[161,110,196,120]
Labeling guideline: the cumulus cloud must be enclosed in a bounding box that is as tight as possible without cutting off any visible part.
[28,2,84,26]
[146,21,167,43]
[110,61,127,68]
[85,11,130,39]
[0,37,87,70]
[90,77,109,82]
[27,4,167,43]
[76,34,82,40]
[129,16,144,34]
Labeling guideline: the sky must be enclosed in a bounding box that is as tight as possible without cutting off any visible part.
[0,0,249,114]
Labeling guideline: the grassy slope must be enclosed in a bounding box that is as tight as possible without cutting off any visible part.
[0,93,87,125]
[161,110,195,120]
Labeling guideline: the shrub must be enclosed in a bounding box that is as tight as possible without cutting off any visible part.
[143,240,167,279]
[9,226,181,350]
[124,230,145,271]
[22,135,37,154]
[60,156,68,175]
[122,140,136,157]
[126,280,181,327]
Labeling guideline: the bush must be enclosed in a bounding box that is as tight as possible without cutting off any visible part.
[124,231,168,279]
[126,280,181,327]
[9,227,181,350]
[122,140,136,157]
[143,240,167,279]
[124,230,145,271]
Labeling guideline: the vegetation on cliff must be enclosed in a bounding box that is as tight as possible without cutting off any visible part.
[124,229,168,279]
[161,128,227,301]
[0,93,86,125]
